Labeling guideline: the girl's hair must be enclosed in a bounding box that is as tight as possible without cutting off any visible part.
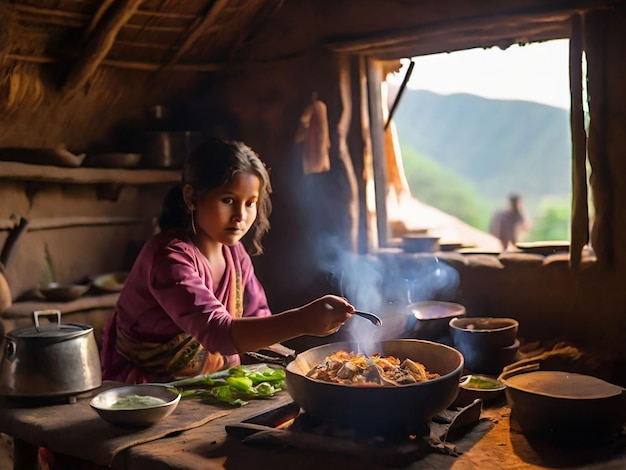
[158,138,272,255]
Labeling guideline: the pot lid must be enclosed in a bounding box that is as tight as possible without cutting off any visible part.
[501,370,623,399]
[7,322,92,340]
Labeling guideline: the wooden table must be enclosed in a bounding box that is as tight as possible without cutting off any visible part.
[1,383,625,470]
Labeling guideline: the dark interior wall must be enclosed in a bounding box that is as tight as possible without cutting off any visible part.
[2,0,626,378]
[202,48,354,312]
[207,4,626,371]
[0,181,168,301]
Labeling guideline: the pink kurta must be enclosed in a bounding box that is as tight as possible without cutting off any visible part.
[100,229,271,383]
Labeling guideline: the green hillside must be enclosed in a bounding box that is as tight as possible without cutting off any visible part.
[392,89,572,220]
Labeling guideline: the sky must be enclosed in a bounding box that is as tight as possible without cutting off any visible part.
[388,39,571,110]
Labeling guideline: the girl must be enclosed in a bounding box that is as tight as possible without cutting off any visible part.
[100,138,354,383]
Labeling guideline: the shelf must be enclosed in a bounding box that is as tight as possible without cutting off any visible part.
[2,293,120,319]
[0,161,179,185]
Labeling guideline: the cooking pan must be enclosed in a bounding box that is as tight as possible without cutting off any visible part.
[266,339,464,434]
[498,361,626,439]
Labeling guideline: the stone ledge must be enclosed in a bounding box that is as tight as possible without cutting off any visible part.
[463,254,504,269]
[498,252,545,266]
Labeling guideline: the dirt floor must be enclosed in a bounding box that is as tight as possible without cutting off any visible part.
[0,433,12,470]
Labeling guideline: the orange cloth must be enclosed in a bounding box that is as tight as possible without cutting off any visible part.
[295,99,331,174]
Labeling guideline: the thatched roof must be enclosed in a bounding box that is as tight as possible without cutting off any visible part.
[2,0,614,81]
[1,0,284,92]
[0,0,617,147]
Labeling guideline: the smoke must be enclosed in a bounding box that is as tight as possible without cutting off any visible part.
[326,250,460,346]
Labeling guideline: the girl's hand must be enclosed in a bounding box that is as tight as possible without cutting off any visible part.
[299,294,354,337]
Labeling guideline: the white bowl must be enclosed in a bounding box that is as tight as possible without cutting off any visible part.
[90,384,180,427]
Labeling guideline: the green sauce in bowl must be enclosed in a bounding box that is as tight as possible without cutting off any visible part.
[462,375,505,390]
[110,394,167,409]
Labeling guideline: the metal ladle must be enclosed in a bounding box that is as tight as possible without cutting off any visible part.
[353,310,383,326]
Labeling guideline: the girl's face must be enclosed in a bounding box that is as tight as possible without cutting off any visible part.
[191,172,261,247]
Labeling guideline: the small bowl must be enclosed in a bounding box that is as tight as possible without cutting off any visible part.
[83,153,142,168]
[454,374,506,406]
[408,301,466,340]
[90,384,180,427]
[449,317,519,351]
[402,235,441,253]
[39,282,91,301]
[92,272,128,293]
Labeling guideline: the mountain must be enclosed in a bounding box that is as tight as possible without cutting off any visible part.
[391,89,572,213]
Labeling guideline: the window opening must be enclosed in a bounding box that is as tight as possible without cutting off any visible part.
[385,39,580,252]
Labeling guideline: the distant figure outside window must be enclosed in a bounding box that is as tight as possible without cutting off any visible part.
[489,194,531,251]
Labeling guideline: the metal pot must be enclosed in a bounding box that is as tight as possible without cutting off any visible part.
[283,339,464,434]
[498,362,626,440]
[0,309,102,398]
[143,131,204,169]
[407,300,466,340]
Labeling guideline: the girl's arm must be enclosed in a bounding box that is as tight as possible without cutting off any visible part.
[230,294,354,353]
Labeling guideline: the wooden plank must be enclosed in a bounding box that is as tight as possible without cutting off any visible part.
[0,161,179,184]
[0,216,148,232]
[2,293,119,318]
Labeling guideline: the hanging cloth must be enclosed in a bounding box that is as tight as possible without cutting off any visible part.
[295,96,331,174]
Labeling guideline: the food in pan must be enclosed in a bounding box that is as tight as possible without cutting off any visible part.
[306,350,439,386]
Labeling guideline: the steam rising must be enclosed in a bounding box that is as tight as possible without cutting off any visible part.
[328,251,460,347]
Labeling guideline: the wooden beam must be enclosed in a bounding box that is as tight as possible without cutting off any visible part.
[6,53,226,72]
[225,0,283,59]
[568,14,588,269]
[0,216,147,232]
[62,0,144,94]
[354,23,570,59]
[156,0,230,75]
[81,0,116,41]
[0,161,179,184]
[327,2,614,54]
[14,3,194,21]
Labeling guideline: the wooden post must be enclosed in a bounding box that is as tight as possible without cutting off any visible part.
[366,58,389,247]
[569,13,589,269]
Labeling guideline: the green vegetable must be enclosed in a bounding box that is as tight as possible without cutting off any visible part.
[167,365,285,406]
[465,375,503,389]
[226,376,254,393]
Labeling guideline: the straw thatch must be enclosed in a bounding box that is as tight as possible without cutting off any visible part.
[0,0,285,111]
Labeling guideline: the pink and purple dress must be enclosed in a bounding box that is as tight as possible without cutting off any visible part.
[100,229,271,383]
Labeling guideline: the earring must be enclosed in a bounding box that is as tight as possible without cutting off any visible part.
[190,210,197,235]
